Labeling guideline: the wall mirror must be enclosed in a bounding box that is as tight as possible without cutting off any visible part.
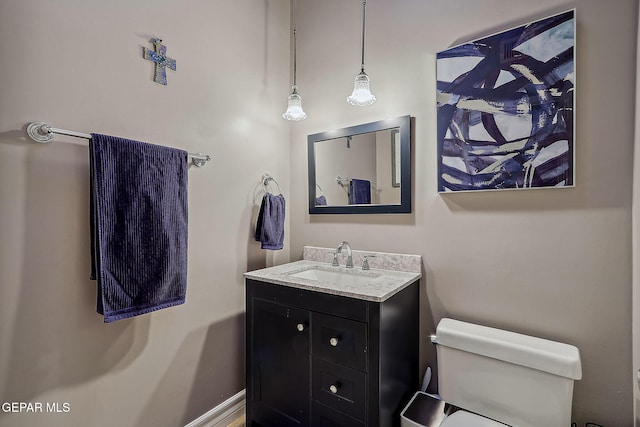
[308,115,411,214]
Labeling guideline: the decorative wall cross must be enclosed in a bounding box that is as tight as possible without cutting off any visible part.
[143,38,176,85]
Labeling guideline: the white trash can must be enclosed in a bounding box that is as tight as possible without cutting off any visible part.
[400,392,447,427]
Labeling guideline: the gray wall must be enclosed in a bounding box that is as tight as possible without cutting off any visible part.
[0,1,290,426]
[290,1,636,426]
[0,0,636,426]
[632,6,640,426]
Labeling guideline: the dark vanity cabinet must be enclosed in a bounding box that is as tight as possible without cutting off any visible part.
[250,298,311,426]
[246,279,419,427]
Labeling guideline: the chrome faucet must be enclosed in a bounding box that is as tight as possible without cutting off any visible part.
[336,241,353,268]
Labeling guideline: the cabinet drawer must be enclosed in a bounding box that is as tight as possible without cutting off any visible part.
[311,401,365,427]
[312,312,367,371]
[312,358,366,421]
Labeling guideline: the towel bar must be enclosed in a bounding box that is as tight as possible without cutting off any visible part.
[26,122,211,167]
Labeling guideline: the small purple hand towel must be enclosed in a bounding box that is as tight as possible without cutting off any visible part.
[254,193,285,250]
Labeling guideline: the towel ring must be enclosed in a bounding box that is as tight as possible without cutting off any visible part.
[262,173,282,194]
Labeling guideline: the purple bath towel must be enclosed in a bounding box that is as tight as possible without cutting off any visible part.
[90,133,188,323]
[254,193,285,250]
[349,178,371,204]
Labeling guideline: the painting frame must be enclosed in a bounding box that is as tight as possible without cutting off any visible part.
[436,9,576,193]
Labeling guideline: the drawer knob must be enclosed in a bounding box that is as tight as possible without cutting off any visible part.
[329,384,338,394]
[296,323,305,332]
[329,337,339,347]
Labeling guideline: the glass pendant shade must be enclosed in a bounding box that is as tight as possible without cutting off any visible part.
[283,0,307,121]
[347,70,376,106]
[348,0,375,107]
[282,86,307,121]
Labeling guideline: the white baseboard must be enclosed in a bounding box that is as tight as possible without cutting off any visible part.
[184,389,246,427]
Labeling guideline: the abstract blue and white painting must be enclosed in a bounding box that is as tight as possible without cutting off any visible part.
[437,10,575,192]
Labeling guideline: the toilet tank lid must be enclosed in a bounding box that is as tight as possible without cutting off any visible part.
[435,318,582,380]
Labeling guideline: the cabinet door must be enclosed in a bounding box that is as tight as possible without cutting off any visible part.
[249,298,310,427]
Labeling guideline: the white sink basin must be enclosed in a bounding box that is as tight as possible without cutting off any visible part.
[288,267,378,286]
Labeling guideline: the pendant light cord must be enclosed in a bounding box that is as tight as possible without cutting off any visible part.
[293,0,298,88]
[282,0,306,120]
[360,0,367,73]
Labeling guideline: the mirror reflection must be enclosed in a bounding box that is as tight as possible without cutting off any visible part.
[314,129,401,206]
[308,115,411,214]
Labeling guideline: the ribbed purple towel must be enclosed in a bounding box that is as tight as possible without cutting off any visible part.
[90,133,188,323]
[254,193,285,250]
[349,179,371,204]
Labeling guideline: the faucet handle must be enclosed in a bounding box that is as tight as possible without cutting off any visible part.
[362,255,376,270]
[328,251,339,266]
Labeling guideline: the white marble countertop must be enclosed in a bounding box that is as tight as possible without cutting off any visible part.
[244,258,421,302]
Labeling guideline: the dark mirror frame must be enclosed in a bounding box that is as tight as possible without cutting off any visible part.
[308,115,412,214]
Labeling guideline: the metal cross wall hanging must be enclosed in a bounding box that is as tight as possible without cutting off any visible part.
[143,38,176,85]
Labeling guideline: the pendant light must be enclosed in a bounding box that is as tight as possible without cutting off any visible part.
[282,0,307,121]
[347,0,376,106]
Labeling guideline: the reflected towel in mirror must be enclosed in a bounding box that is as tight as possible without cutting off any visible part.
[349,179,371,204]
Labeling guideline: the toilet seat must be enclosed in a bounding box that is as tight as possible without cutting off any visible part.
[440,410,509,427]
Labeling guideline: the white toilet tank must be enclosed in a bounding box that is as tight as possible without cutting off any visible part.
[435,318,582,427]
